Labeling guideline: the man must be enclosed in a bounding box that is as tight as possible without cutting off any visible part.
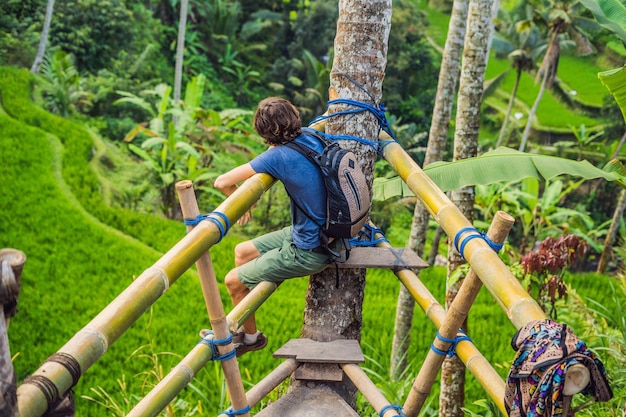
[211,97,336,356]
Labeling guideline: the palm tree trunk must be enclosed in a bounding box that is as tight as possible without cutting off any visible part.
[496,69,522,147]
[440,0,494,414]
[391,0,468,381]
[597,188,626,273]
[31,0,55,74]
[299,0,391,408]
[519,69,549,152]
[173,0,189,119]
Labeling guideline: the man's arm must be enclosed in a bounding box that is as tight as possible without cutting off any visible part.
[214,163,256,196]
[214,163,257,225]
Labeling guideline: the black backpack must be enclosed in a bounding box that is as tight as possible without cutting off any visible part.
[285,128,371,258]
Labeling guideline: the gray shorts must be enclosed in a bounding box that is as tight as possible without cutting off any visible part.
[237,226,334,289]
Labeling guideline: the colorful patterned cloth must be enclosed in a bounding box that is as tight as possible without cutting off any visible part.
[504,320,612,417]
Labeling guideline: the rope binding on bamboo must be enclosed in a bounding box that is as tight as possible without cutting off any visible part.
[379,404,406,416]
[430,330,472,358]
[198,331,236,361]
[220,404,251,416]
[183,211,231,242]
[349,223,389,248]
[453,227,504,260]
[46,352,82,387]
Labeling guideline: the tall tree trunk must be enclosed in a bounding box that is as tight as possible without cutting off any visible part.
[519,31,560,152]
[496,68,522,148]
[518,69,549,152]
[299,0,391,408]
[597,187,626,273]
[173,0,189,122]
[31,0,55,74]
[391,0,468,381]
[440,0,493,415]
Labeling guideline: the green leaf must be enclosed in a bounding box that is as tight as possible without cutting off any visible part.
[175,141,201,159]
[141,137,167,149]
[423,147,625,192]
[580,0,626,44]
[598,65,626,123]
[373,148,626,201]
[372,177,415,201]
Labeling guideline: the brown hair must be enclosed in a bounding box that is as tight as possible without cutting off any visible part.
[253,97,302,145]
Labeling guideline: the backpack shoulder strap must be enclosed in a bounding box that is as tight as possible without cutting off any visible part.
[284,140,317,164]
[302,127,332,146]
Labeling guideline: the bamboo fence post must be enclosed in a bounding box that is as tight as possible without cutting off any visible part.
[16,173,275,417]
[382,140,546,328]
[175,180,249,416]
[367,225,507,413]
[126,280,278,417]
[341,363,401,417]
[403,211,515,417]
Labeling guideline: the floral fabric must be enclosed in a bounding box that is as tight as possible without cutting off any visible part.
[504,320,612,417]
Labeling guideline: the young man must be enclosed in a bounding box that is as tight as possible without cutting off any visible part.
[211,97,336,356]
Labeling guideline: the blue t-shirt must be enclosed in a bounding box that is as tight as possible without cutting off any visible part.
[249,132,326,249]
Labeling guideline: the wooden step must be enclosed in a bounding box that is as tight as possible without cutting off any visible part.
[274,338,364,364]
[333,247,428,270]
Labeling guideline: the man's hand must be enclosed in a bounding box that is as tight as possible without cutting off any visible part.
[237,209,252,226]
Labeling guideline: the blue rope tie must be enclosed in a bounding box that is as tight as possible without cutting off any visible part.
[452,227,503,260]
[379,404,406,417]
[349,223,389,247]
[198,331,237,361]
[307,71,398,156]
[221,405,251,416]
[183,211,231,242]
[430,330,472,358]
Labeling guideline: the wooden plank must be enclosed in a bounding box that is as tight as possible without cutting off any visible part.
[333,247,428,270]
[294,363,344,382]
[274,338,364,363]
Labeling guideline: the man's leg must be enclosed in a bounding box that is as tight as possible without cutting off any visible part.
[224,266,256,334]
[229,240,260,333]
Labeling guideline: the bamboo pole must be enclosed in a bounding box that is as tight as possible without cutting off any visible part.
[403,211,514,417]
[341,363,400,417]
[126,280,278,417]
[382,141,546,328]
[368,225,507,413]
[245,358,298,406]
[16,174,275,417]
[175,180,248,416]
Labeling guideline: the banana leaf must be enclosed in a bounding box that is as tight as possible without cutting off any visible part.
[598,65,626,123]
[373,147,626,201]
[579,0,626,45]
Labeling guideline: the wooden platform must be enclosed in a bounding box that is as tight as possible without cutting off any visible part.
[274,338,364,364]
[332,247,428,270]
[274,338,364,382]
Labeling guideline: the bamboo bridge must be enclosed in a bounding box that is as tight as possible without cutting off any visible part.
[2,133,604,417]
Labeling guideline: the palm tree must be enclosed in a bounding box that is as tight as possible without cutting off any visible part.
[31,0,55,74]
[518,0,597,151]
[440,0,495,414]
[298,0,391,410]
[391,0,469,381]
[491,7,542,147]
[173,0,189,126]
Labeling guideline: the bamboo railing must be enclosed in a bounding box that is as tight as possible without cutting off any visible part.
[381,140,547,329]
[16,174,275,417]
[15,132,562,417]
